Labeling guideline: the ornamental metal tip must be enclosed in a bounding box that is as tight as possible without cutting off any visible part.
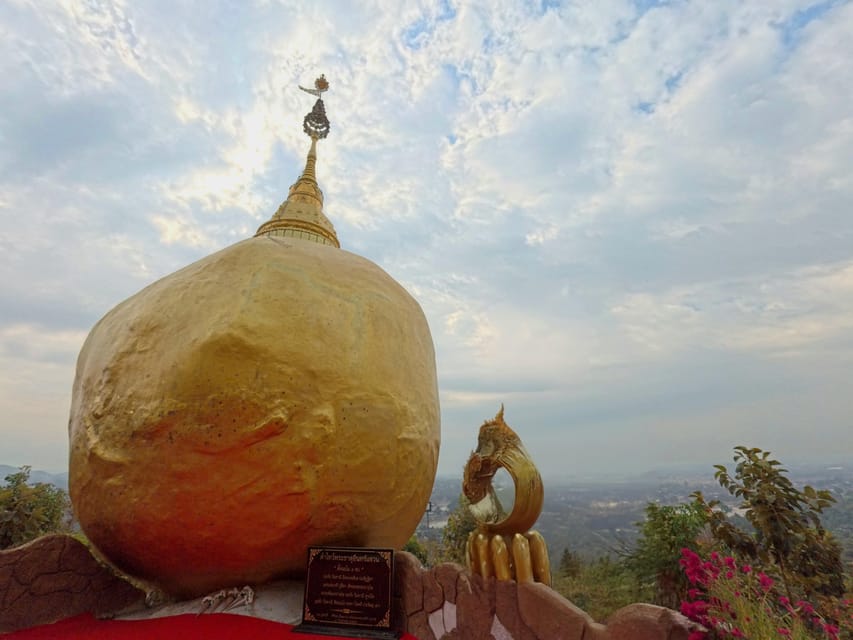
[299,75,330,140]
[253,74,339,247]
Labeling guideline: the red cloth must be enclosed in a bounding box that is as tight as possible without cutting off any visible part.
[7,613,419,640]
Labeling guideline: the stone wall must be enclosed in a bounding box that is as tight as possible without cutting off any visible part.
[393,552,692,640]
[1,537,693,639]
[0,534,144,633]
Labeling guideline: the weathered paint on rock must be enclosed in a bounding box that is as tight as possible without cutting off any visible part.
[69,236,440,597]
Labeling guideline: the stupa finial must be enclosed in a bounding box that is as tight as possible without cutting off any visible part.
[299,75,331,140]
[254,74,340,247]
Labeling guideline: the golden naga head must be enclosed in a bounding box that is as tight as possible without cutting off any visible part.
[462,405,544,535]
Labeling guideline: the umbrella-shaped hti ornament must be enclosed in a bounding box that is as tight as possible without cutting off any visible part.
[300,74,331,139]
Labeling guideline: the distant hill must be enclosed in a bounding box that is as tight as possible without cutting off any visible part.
[0,465,69,491]
[423,466,853,564]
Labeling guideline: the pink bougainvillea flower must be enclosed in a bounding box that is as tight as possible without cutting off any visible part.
[680,600,709,619]
[758,572,774,591]
[795,600,814,614]
[778,596,795,613]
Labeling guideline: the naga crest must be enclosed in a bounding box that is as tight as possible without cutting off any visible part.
[462,405,544,535]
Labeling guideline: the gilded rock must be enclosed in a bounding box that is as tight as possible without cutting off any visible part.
[69,236,440,597]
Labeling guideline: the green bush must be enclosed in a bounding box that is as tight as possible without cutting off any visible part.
[441,494,477,564]
[0,466,70,549]
[558,546,582,578]
[693,446,845,604]
[626,500,709,608]
[403,534,430,566]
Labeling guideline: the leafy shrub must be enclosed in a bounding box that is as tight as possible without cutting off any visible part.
[0,466,70,549]
[441,494,477,564]
[693,446,845,605]
[627,500,710,608]
[559,546,583,578]
[403,534,430,566]
[679,548,850,640]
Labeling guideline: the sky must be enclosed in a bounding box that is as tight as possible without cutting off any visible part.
[1,0,852,480]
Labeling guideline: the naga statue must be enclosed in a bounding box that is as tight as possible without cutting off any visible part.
[462,406,551,585]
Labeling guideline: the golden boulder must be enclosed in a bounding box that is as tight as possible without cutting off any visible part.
[68,236,440,597]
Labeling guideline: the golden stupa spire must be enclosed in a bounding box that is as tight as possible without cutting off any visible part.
[255,75,340,248]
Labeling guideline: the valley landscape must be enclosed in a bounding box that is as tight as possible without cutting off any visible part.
[418,462,853,565]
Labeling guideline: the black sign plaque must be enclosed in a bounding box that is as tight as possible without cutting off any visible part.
[294,546,400,639]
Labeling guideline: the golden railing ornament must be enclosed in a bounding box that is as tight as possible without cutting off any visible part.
[463,406,551,586]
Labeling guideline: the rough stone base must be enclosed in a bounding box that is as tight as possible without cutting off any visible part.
[0,534,145,633]
[2,537,694,640]
[393,552,692,640]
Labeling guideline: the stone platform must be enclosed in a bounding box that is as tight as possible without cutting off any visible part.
[1,536,693,639]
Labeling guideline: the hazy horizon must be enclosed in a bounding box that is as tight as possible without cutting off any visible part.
[4,453,850,482]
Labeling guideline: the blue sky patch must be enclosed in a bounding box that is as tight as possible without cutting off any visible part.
[665,70,683,92]
[777,1,841,48]
[401,1,457,50]
[401,17,430,50]
[634,101,655,114]
[437,0,457,21]
[633,0,668,16]
[540,0,562,14]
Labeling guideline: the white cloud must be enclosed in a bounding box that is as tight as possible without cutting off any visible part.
[0,324,87,364]
[609,259,853,358]
[1,0,852,475]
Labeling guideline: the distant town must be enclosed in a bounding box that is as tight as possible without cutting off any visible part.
[416,463,853,564]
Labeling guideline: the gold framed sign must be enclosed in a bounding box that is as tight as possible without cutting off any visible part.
[294,546,399,639]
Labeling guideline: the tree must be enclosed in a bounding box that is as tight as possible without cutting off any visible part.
[693,446,844,602]
[403,534,430,566]
[0,466,71,549]
[625,500,709,608]
[441,494,478,564]
[558,546,582,578]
